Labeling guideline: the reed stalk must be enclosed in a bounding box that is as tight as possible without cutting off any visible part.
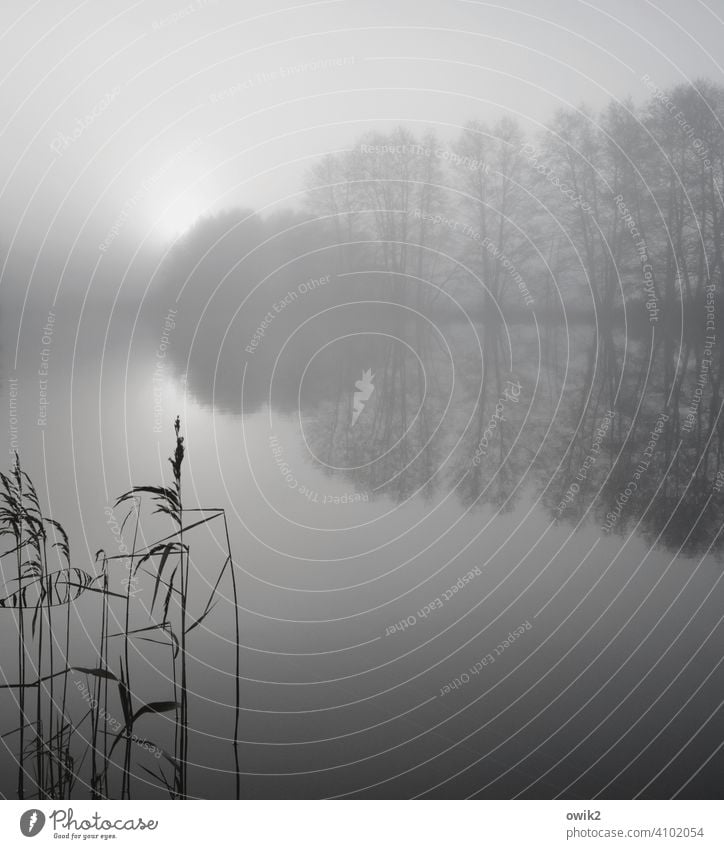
[121,507,141,800]
[170,417,187,799]
[15,486,26,800]
[221,512,241,800]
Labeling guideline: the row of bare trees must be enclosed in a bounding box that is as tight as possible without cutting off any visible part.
[304,79,724,332]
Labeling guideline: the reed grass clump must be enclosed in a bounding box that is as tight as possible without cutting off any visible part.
[0,419,241,799]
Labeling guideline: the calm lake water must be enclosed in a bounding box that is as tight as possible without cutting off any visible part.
[1,295,723,799]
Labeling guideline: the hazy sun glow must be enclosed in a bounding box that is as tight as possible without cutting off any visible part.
[152,194,205,242]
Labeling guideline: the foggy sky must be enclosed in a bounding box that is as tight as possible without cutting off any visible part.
[0,0,723,300]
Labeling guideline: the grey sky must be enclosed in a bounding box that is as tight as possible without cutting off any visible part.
[0,0,722,266]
